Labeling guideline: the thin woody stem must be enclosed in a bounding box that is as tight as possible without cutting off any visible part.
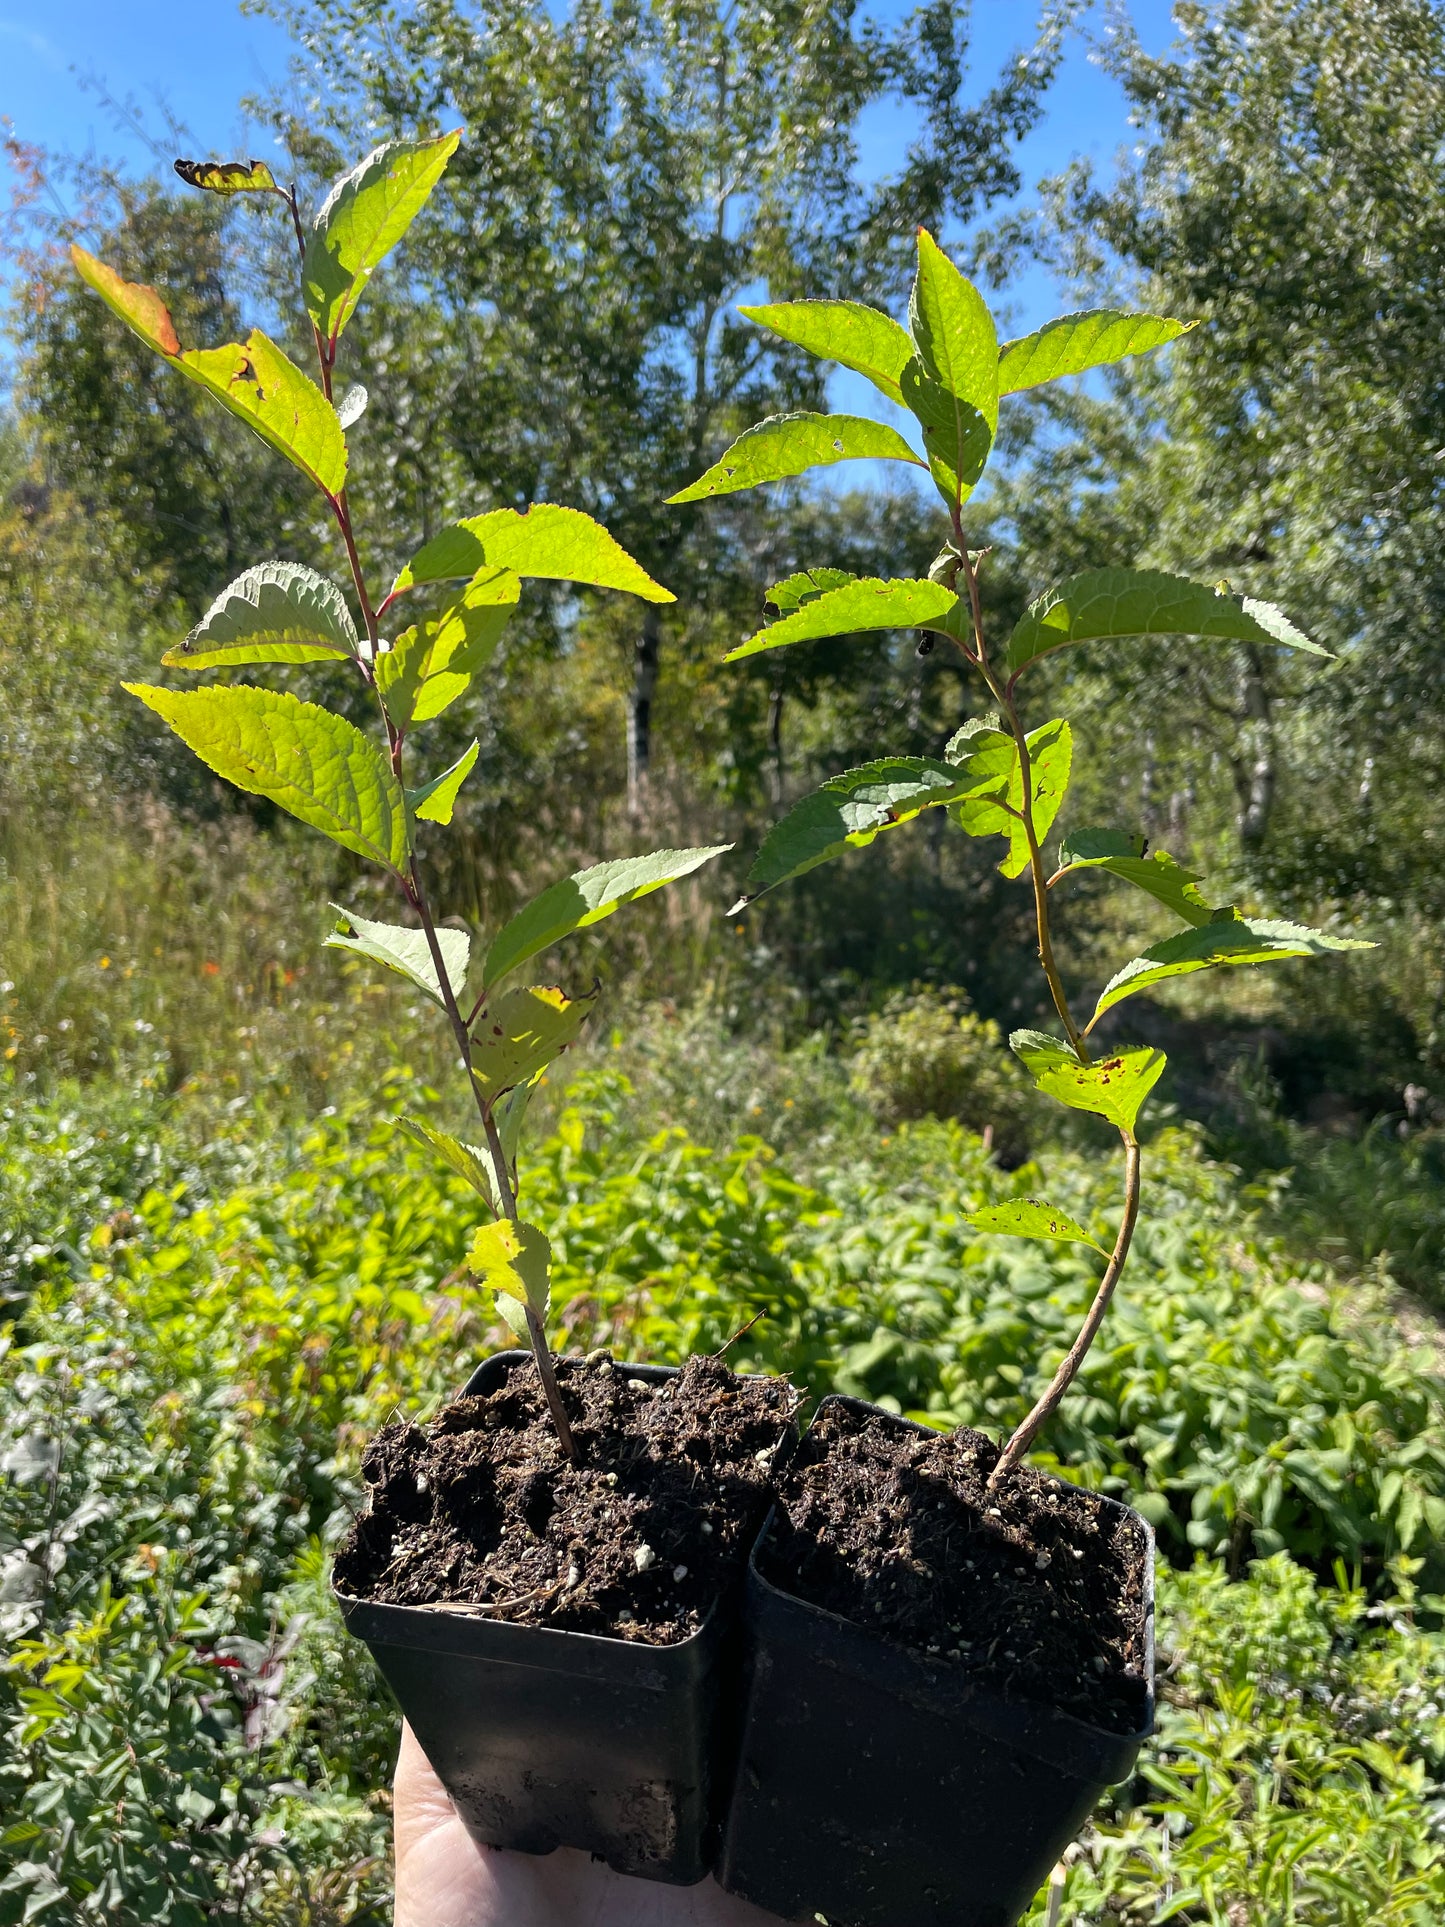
[988,1134,1142,1489]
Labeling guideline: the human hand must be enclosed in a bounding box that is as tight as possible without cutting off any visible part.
[393,1721,793,1927]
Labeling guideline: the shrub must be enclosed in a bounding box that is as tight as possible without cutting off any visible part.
[847,984,1039,1159]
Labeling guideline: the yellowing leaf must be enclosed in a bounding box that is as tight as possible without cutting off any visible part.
[304,131,462,347]
[395,1115,498,1210]
[174,332,347,497]
[1011,1030,1167,1135]
[173,158,279,196]
[391,504,672,604]
[467,1217,552,1336]
[470,984,597,1101]
[70,246,180,357]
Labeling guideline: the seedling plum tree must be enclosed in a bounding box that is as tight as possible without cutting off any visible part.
[669,230,1371,1486]
[73,136,727,1459]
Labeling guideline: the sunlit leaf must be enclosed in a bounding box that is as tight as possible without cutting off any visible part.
[124,684,407,871]
[726,577,963,662]
[900,355,993,508]
[950,720,1072,879]
[70,246,181,356]
[390,504,671,603]
[304,131,462,347]
[998,310,1198,394]
[470,983,597,1101]
[468,1217,552,1337]
[173,158,279,196]
[909,229,999,430]
[765,568,859,613]
[378,569,520,726]
[737,299,915,404]
[667,411,922,504]
[966,1199,1108,1255]
[1011,1030,1167,1135]
[171,331,348,496]
[1055,827,1218,927]
[483,846,731,987]
[1092,916,1375,1024]
[1006,568,1330,679]
[325,907,470,1008]
[409,741,479,825]
[163,561,358,668]
[395,1114,497,1208]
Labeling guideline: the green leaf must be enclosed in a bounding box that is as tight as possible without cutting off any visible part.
[303,131,462,348]
[171,332,348,497]
[726,577,963,663]
[70,246,181,357]
[1055,828,1218,927]
[471,983,597,1101]
[325,906,470,1009]
[966,1199,1108,1255]
[1006,568,1330,679]
[467,1218,552,1338]
[1011,1030,1167,1135]
[483,846,731,987]
[667,412,922,505]
[909,229,999,430]
[395,1115,497,1208]
[390,504,672,603]
[765,568,859,613]
[900,356,993,509]
[163,562,358,669]
[1092,916,1375,1024]
[998,310,1198,394]
[409,741,479,825]
[378,570,520,727]
[950,720,1072,879]
[173,158,279,196]
[737,299,915,405]
[735,757,999,909]
[124,684,408,871]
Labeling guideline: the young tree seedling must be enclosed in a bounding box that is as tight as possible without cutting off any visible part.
[668,229,1372,1487]
[73,136,728,1459]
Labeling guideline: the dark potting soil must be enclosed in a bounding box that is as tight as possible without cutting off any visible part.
[759,1401,1151,1734]
[334,1352,799,1644]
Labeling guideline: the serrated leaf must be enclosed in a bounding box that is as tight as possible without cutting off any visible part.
[765,568,859,613]
[909,230,999,429]
[1055,828,1218,927]
[390,504,671,604]
[70,246,181,356]
[174,157,278,196]
[900,355,993,509]
[667,411,923,504]
[470,983,596,1101]
[172,331,348,496]
[483,846,731,987]
[726,577,963,663]
[1011,1030,1167,1135]
[942,714,1001,763]
[966,1200,1108,1255]
[951,720,1072,879]
[395,1115,497,1209]
[124,684,407,870]
[1092,917,1375,1023]
[304,131,461,347]
[409,741,478,824]
[737,299,915,405]
[325,907,470,1008]
[164,562,358,668]
[998,310,1197,394]
[468,1217,551,1333]
[736,757,999,907]
[1006,568,1330,678]
[378,570,519,726]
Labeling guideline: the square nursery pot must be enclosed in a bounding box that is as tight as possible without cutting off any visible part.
[335,1350,789,1887]
[715,1394,1156,1927]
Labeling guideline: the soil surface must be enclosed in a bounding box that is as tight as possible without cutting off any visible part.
[759,1400,1151,1733]
[334,1352,798,1644]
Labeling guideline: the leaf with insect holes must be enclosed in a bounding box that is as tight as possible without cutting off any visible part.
[468,1218,552,1339]
[966,1199,1108,1255]
[391,505,671,603]
[998,310,1197,395]
[326,907,470,1009]
[727,577,964,663]
[765,568,859,613]
[470,984,597,1102]
[1055,828,1219,927]
[395,1115,498,1208]
[174,158,278,196]
[909,229,999,430]
[1092,916,1375,1024]
[125,685,407,870]
[304,131,461,348]
[379,570,520,727]
[738,299,916,404]
[733,758,1002,909]
[1011,1030,1166,1135]
[949,720,1072,879]
[668,412,923,504]
[1006,568,1329,678]
[900,356,993,509]
[483,846,731,987]
[409,741,479,825]
[164,562,358,668]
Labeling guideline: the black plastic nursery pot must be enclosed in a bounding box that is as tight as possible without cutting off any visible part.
[715,1394,1156,1927]
[336,1352,761,1886]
